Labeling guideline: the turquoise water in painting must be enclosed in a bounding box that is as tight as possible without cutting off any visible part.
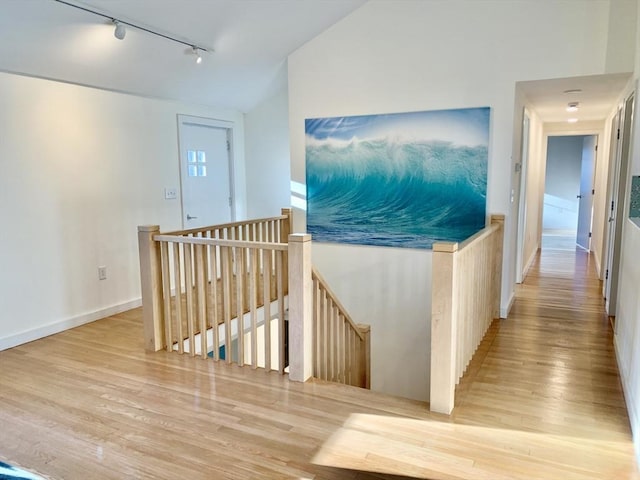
[306,137,487,249]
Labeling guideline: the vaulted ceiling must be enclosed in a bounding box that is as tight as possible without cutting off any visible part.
[0,0,367,112]
[1,1,633,121]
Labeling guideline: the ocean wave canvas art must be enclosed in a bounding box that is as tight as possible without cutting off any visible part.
[305,107,490,249]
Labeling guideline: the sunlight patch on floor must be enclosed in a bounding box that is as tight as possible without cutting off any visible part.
[312,413,637,480]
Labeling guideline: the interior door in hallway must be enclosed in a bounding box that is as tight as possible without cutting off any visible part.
[576,135,597,250]
[178,116,234,229]
[604,93,634,316]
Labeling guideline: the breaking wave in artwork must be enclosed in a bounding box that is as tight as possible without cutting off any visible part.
[305,137,487,249]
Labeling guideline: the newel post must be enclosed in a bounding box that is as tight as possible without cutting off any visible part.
[358,324,371,389]
[490,214,505,319]
[138,225,164,352]
[430,241,458,414]
[288,233,313,382]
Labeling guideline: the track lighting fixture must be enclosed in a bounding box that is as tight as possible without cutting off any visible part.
[53,0,211,61]
[193,47,203,64]
[113,21,126,40]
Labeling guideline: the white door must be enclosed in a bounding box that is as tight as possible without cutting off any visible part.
[576,136,597,250]
[178,116,234,229]
[604,94,634,316]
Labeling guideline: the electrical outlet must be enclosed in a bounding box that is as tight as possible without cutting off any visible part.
[98,266,107,280]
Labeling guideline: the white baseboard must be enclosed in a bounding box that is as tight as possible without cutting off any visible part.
[594,250,602,279]
[522,247,538,280]
[0,298,142,352]
[500,291,515,319]
[614,334,640,467]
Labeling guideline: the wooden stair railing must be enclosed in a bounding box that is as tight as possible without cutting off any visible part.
[137,209,291,372]
[139,210,369,388]
[430,214,505,414]
[312,267,371,389]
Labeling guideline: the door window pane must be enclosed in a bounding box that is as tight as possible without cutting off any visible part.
[187,150,207,177]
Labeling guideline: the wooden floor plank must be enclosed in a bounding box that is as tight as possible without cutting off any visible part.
[0,247,637,479]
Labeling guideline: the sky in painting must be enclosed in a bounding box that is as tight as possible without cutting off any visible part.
[305,107,490,147]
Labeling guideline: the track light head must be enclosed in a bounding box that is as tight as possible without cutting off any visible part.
[113,21,126,40]
[193,46,203,64]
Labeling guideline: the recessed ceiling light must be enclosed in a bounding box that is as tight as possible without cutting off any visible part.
[566,102,579,112]
[567,118,579,123]
[563,89,582,94]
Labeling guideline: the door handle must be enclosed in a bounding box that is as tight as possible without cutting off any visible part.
[187,214,198,220]
[577,194,583,199]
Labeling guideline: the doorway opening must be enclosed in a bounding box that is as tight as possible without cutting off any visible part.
[541,135,597,251]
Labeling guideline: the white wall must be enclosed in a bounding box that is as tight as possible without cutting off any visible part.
[244,88,291,218]
[0,72,246,350]
[543,136,585,231]
[313,243,431,401]
[614,0,640,463]
[288,0,629,401]
[617,214,640,461]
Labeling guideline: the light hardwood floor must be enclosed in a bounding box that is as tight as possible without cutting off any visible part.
[0,247,637,479]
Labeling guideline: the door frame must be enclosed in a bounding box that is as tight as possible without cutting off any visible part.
[538,127,604,242]
[515,120,605,285]
[177,115,237,229]
[515,110,530,284]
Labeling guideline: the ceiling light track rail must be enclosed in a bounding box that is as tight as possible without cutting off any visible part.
[52,0,209,54]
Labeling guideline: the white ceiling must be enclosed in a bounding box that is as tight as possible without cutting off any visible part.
[0,1,631,121]
[518,73,632,124]
[0,0,367,112]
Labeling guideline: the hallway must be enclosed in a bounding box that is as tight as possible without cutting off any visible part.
[451,245,636,474]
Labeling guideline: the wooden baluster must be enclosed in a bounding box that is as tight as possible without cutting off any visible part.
[263,249,272,371]
[236,247,245,366]
[345,323,351,386]
[276,250,285,374]
[173,243,184,354]
[351,327,357,386]
[328,304,334,382]
[249,248,259,368]
[195,243,207,359]
[160,241,172,351]
[312,276,319,377]
[221,246,232,364]
[337,314,344,383]
[320,289,327,380]
[334,306,339,382]
[358,324,371,389]
[209,244,220,361]
[184,242,195,356]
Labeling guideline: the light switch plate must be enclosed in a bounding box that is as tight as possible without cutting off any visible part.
[164,188,177,200]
